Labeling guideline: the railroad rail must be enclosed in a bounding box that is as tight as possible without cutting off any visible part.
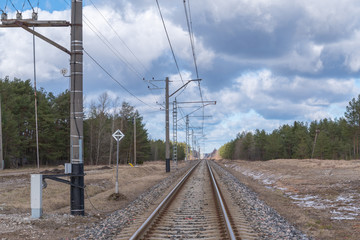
[116,160,257,239]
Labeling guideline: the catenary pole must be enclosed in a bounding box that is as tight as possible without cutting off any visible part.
[32,26,40,170]
[134,115,136,165]
[0,1,83,216]
[70,0,84,216]
[0,95,3,170]
[185,115,189,161]
[165,77,170,172]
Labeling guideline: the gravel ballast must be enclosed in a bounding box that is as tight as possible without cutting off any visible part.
[77,160,311,239]
[76,162,194,239]
[210,160,310,240]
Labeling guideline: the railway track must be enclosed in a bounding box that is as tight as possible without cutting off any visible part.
[115,160,257,239]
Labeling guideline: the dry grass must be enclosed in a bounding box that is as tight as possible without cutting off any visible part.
[217,159,360,240]
[0,161,173,239]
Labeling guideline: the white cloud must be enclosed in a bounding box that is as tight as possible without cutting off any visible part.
[209,70,358,122]
[2,0,360,153]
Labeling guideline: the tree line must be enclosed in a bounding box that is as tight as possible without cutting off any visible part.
[219,95,360,160]
[0,77,185,168]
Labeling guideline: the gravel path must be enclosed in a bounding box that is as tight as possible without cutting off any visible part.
[210,160,311,240]
[76,162,195,240]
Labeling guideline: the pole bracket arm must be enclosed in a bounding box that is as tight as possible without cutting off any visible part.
[0,20,71,55]
[170,79,202,98]
[42,174,86,189]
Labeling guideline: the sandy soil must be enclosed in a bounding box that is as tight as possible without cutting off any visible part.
[217,159,360,240]
[0,161,184,240]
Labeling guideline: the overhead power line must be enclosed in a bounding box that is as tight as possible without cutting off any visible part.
[63,0,155,93]
[83,15,144,79]
[87,0,149,75]
[85,0,162,105]
[26,0,34,12]
[183,0,198,79]
[83,49,158,110]
[182,0,206,133]
[63,0,145,80]
[59,0,161,111]
[9,0,19,13]
[155,0,184,84]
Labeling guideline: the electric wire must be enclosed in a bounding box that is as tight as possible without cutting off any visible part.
[83,16,162,114]
[183,0,198,79]
[9,0,18,13]
[155,0,184,85]
[187,0,194,39]
[83,14,161,104]
[21,0,26,12]
[26,0,34,12]
[83,15,144,80]
[178,106,187,125]
[182,0,205,134]
[4,0,8,12]
[62,0,161,108]
[177,104,203,122]
[87,0,149,74]
[84,49,158,110]
[85,187,114,214]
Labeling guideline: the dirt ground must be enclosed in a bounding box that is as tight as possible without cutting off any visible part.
[0,161,185,239]
[217,159,360,240]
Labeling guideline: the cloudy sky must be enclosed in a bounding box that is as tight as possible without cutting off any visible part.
[1,0,360,153]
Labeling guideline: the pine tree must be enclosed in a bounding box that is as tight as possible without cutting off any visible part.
[345,95,360,158]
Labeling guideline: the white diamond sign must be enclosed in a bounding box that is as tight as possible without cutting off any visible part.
[112,129,125,142]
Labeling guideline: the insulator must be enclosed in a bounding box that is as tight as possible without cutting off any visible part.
[32,12,38,20]
[1,12,7,21]
[16,12,22,20]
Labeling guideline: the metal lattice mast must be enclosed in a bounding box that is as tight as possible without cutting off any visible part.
[172,99,178,165]
[0,95,3,170]
[191,129,194,160]
[185,115,189,161]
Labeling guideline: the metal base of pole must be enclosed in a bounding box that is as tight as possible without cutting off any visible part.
[115,181,119,194]
[166,158,170,172]
[71,163,84,216]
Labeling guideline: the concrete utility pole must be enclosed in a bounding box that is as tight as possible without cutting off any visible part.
[0,95,3,170]
[70,0,85,216]
[134,115,136,165]
[32,31,40,170]
[185,115,189,161]
[0,0,84,216]
[165,77,170,172]
[311,129,320,159]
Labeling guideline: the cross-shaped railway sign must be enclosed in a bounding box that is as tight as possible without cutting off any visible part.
[112,129,125,142]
